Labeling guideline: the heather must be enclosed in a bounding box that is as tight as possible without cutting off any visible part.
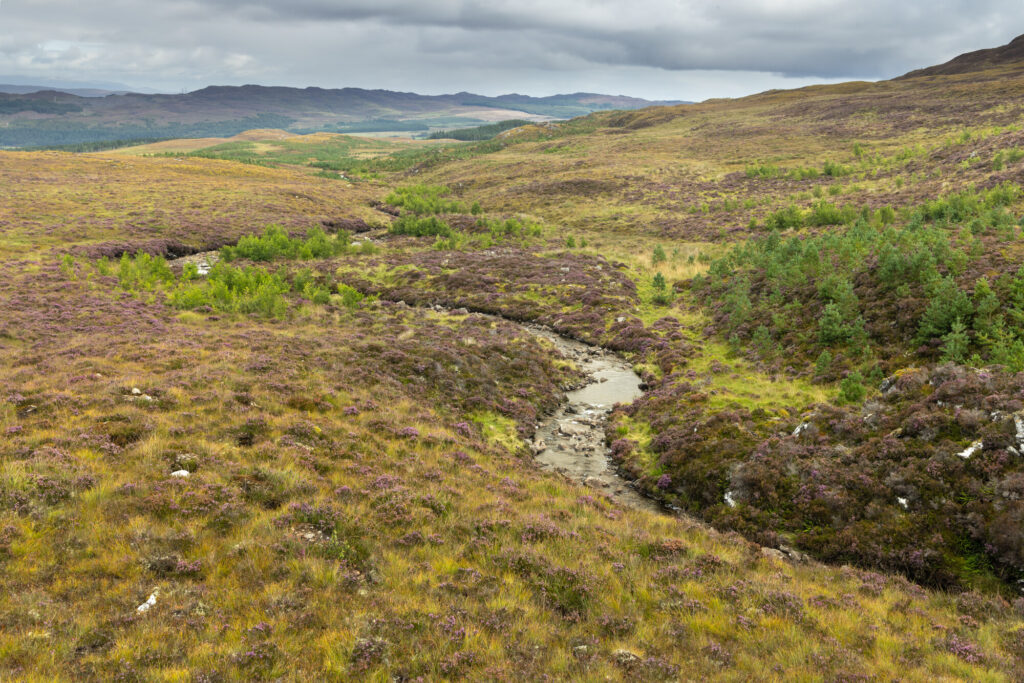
[9,251,1011,680]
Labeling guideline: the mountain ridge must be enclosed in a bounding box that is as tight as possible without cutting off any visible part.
[0,84,685,148]
[898,33,1024,79]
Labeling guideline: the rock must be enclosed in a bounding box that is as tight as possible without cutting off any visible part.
[760,547,787,562]
[170,469,190,478]
[136,588,159,613]
[131,387,142,395]
[572,645,589,658]
[613,649,640,665]
[956,440,983,459]
[451,308,469,315]
[532,439,546,454]
[558,422,589,437]
[778,545,810,563]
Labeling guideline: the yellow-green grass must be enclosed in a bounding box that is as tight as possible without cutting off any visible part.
[0,151,386,261]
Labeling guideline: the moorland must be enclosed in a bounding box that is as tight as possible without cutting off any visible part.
[3,34,1024,681]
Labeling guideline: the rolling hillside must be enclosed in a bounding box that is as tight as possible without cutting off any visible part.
[3,33,1024,682]
[0,85,683,148]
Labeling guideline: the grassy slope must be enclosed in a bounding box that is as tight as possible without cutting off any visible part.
[2,70,1024,680]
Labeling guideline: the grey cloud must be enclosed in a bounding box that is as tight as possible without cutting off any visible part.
[0,0,1019,99]
[195,0,1019,76]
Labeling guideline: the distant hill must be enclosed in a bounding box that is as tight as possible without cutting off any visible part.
[0,84,132,97]
[0,85,684,148]
[898,33,1024,79]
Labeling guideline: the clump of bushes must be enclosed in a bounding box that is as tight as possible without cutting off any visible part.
[745,164,780,179]
[220,224,352,262]
[115,252,174,290]
[476,217,542,240]
[384,184,464,215]
[170,262,290,318]
[389,215,452,237]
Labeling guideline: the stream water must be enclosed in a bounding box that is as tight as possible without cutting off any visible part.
[524,326,663,513]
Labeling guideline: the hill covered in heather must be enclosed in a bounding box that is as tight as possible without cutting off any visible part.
[2,34,1024,682]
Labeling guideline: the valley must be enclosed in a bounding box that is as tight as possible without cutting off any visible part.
[3,32,1024,682]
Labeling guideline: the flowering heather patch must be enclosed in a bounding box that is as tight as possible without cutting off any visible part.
[330,247,664,349]
[614,361,1024,589]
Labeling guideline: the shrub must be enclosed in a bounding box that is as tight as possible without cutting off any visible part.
[337,283,365,308]
[117,252,174,290]
[787,166,820,180]
[765,205,804,231]
[745,164,780,178]
[652,245,667,265]
[169,262,289,318]
[814,349,833,376]
[389,215,452,237]
[384,184,463,214]
[819,303,855,344]
[941,318,970,363]
[838,372,866,404]
[221,225,351,262]
[823,160,853,177]
[651,272,673,305]
[917,276,973,342]
[807,201,856,226]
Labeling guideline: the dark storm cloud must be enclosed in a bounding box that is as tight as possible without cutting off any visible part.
[0,0,1019,99]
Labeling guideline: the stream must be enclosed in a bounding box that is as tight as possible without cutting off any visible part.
[169,251,660,513]
[524,325,663,513]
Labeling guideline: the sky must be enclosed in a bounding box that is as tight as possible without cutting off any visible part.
[0,1,1020,101]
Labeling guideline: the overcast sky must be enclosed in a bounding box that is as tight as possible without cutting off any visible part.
[0,1,1019,100]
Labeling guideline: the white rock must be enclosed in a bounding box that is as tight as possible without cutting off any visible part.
[724,490,737,508]
[957,440,983,459]
[793,422,810,437]
[897,497,908,509]
[136,589,159,613]
[170,469,190,478]
[131,387,142,395]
